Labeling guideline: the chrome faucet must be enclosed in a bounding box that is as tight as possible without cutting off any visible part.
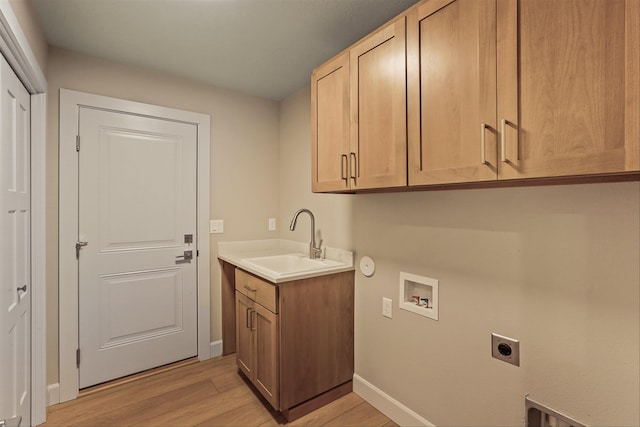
[289,208,323,259]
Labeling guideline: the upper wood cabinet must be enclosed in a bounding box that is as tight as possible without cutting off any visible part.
[350,15,407,189]
[311,52,350,192]
[311,16,407,192]
[497,0,639,179]
[408,0,498,185]
[408,0,639,185]
[313,0,639,192]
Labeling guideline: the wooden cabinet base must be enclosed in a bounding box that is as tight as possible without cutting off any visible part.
[280,380,353,422]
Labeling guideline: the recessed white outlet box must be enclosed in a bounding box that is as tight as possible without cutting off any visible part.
[210,219,224,234]
[268,218,276,231]
[382,297,392,318]
[399,272,438,320]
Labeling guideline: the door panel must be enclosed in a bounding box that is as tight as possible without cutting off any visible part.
[311,52,350,192]
[408,0,497,185]
[98,268,184,347]
[0,53,31,427]
[99,129,182,249]
[235,292,254,379]
[350,16,407,189]
[78,107,198,388]
[497,0,639,179]
[254,303,279,409]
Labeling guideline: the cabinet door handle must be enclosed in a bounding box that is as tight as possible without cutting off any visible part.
[480,123,488,165]
[349,152,357,183]
[243,284,256,293]
[501,119,507,162]
[250,309,256,331]
[246,307,251,329]
[341,154,348,181]
[501,119,518,163]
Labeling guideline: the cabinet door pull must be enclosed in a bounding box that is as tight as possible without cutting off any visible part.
[349,152,357,183]
[341,154,348,181]
[246,307,251,329]
[243,284,256,293]
[501,119,507,162]
[501,119,518,162]
[250,309,256,331]
[481,123,488,165]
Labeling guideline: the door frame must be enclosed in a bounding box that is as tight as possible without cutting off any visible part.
[59,89,211,402]
[0,2,48,425]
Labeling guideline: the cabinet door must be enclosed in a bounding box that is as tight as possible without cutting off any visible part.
[350,16,407,189]
[408,0,498,185]
[311,52,351,192]
[253,303,279,410]
[497,0,640,179]
[235,292,253,379]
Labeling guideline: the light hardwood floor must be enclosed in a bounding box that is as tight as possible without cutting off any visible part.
[41,355,398,427]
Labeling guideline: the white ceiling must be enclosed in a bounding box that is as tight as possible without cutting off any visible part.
[32,0,420,100]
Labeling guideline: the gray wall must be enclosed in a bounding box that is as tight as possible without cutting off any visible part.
[281,88,640,426]
[45,46,280,385]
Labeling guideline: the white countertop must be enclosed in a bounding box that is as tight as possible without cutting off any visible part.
[218,239,354,283]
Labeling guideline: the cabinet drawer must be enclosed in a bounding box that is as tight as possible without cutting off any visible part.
[235,268,277,313]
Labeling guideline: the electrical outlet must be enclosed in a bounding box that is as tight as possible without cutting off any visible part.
[268,218,276,231]
[382,297,392,318]
[491,333,520,366]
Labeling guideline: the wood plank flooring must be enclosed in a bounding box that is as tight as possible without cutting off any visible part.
[40,355,398,427]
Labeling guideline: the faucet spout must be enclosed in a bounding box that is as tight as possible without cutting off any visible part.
[289,208,322,259]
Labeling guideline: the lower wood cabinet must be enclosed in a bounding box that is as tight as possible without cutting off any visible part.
[235,291,279,409]
[233,267,354,421]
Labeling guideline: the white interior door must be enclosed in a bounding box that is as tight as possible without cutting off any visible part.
[0,54,31,427]
[78,107,198,388]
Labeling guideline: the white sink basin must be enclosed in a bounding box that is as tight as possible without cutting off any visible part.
[241,253,344,276]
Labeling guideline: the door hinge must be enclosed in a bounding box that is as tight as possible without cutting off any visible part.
[76,135,80,151]
[76,348,80,367]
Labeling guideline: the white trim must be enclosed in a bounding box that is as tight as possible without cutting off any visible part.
[30,93,47,422]
[210,340,223,358]
[0,1,46,93]
[0,2,48,425]
[47,384,60,407]
[353,374,435,427]
[59,89,211,402]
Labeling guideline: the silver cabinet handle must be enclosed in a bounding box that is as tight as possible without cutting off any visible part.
[501,119,507,162]
[246,307,251,329]
[243,284,257,293]
[481,123,488,165]
[500,119,520,163]
[250,309,256,331]
[349,152,357,182]
[341,154,348,181]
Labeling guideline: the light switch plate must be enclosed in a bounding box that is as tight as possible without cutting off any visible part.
[210,219,224,234]
[268,218,276,231]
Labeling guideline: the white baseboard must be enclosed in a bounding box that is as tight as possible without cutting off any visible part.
[210,340,223,358]
[47,383,60,406]
[353,374,435,427]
